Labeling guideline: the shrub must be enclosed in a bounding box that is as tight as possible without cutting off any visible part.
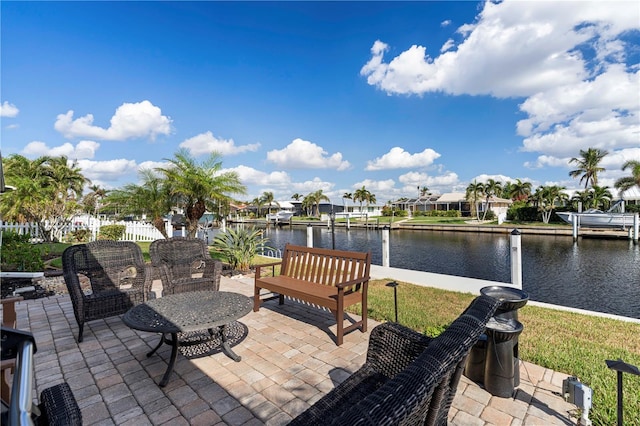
[0,231,45,272]
[98,225,126,240]
[210,227,271,271]
[67,228,92,243]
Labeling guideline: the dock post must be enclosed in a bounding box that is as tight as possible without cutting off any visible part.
[572,217,579,242]
[510,229,522,289]
[346,216,350,230]
[382,226,390,267]
[306,224,313,248]
[634,213,639,244]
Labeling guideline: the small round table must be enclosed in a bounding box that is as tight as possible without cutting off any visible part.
[122,291,252,387]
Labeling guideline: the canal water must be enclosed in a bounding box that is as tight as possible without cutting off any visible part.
[239,225,640,319]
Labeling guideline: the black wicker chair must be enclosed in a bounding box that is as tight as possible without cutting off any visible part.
[289,294,500,426]
[149,237,222,296]
[62,241,153,343]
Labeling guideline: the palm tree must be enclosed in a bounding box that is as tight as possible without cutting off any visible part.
[251,197,264,218]
[1,154,88,241]
[481,179,502,221]
[508,179,532,202]
[570,190,592,211]
[301,194,315,217]
[342,192,352,213]
[568,148,608,189]
[535,185,568,223]
[311,189,329,217]
[291,193,302,201]
[83,184,108,217]
[156,149,246,237]
[107,169,172,238]
[353,186,370,217]
[260,191,278,215]
[465,180,484,220]
[589,185,613,210]
[614,160,640,197]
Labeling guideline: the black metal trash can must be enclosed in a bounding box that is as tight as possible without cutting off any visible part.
[464,286,528,397]
[484,317,524,397]
[464,334,487,384]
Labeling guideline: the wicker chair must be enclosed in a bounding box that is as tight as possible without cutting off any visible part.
[289,294,500,426]
[150,237,222,296]
[62,241,152,343]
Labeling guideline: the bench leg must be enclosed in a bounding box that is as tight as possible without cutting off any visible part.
[336,293,344,346]
[361,289,368,333]
[253,286,261,312]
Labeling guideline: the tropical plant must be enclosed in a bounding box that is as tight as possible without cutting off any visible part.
[106,169,172,238]
[315,189,330,217]
[589,185,613,210]
[465,180,484,220]
[0,231,45,272]
[353,186,371,217]
[533,185,568,223]
[260,191,278,214]
[156,149,246,238]
[507,179,532,202]
[210,227,271,271]
[82,184,108,217]
[614,160,640,196]
[1,154,88,242]
[342,192,352,212]
[570,190,593,211]
[291,193,302,201]
[568,148,608,189]
[481,179,502,221]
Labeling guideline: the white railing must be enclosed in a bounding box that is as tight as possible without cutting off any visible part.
[1,219,169,243]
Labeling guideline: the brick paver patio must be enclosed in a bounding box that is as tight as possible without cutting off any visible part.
[3,276,579,425]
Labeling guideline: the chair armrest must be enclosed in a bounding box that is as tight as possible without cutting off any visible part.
[366,322,433,378]
[201,258,222,291]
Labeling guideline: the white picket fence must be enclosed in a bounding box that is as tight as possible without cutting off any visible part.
[0,219,171,243]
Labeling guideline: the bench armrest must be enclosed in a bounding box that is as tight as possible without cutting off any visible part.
[335,276,369,289]
[254,261,283,278]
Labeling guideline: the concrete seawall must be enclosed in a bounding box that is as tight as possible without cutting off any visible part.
[369,264,640,324]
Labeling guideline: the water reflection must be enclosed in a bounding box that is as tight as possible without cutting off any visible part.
[213,225,640,318]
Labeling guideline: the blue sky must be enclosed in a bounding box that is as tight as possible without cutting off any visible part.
[2,1,639,204]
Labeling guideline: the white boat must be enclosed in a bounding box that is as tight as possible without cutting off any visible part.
[266,210,294,222]
[556,200,637,229]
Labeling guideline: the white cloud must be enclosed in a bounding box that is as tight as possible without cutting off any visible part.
[361,1,639,182]
[226,165,291,186]
[179,131,260,156]
[366,147,441,171]
[54,100,172,141]
[21,140,100,159]
[398,171,460,193]
[472,174,518,185]
[0,101,19,118]
[77,159,138,182]
[361,2,637,98]
[266,138,351,170]
[440,39,455,53]
[441,19,452,28]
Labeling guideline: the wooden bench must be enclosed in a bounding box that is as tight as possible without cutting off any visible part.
[254,244,371,345]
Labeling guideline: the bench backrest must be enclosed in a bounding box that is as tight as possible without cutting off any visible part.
[280,243,370,287]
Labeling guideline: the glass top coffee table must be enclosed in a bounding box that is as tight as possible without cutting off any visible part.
[122,290,252,387]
